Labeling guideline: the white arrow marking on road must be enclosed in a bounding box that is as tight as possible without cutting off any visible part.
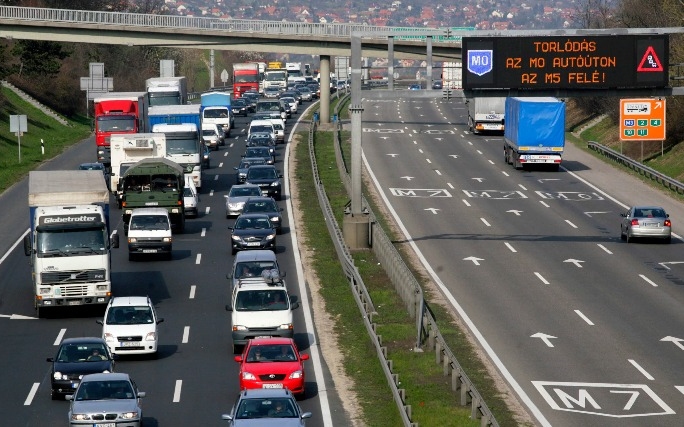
[387,154,399,157]
[507,210,523,216]
[531,332,557,347]
[424,208,440,214]
[676,386,684,395]
[0,314,38,320]
[449,155,458,159]
[472,177,484,182]
[661,336,684,351]
[435,137,443,141]
[585,211,610,217]
[658,261,684,270]
[564,259,585,268]
[380,136,390,140]
[401,176,414,181]
[463,256,484,265]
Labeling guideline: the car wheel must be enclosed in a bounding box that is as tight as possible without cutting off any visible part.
[620,228,626,241]
[626,232,632,243]
[231,247,237,255]
[128,252,135,261]
[665,236,672,244]
[50,390,59,400]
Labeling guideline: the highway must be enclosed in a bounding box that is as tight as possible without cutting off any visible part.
[360,96,684,426]
[0,104,346,426]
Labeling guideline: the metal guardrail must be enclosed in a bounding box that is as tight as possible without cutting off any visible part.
[310,96,498,426]
[588,141,684,194]
[0,6,461,42]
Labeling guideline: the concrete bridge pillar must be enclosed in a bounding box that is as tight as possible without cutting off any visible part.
[319,55,330,124]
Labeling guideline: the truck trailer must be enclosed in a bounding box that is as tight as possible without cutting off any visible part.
[504,97,566,171]
[200,91,233,138]
[145,76,188,106]
[109,133,167,207]
[24,170,119,317]
[232,63,260,98]
[467,97,506,134]
[92,92,148,169]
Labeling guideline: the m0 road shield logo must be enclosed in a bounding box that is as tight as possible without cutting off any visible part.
[467,50,493,76]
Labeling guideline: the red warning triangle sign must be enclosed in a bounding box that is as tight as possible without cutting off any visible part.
[637,46,664,72]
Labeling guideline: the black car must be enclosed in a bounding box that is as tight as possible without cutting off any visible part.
[246,132,276,155]
[241,92,259,113]
[245,164,282,200]
[234,157,267,184]
[202,144,211,169]
[242,196,284,234]
[229,213,276,254]
[47,337,115,400]
[244,146,275,165]
[231,98,249,116]
[432,80,443,90]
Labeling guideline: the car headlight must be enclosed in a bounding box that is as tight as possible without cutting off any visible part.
[279,323,293,330]
[270,216,280,222]
[128,238,137,243]
[121,411,139,420]
[54,372,66,380]
[270,181,280,187]
[163,237,172,243]
[145,332,157,341]
[125,209,133,215]
[96,285,108,291]
[232,325,247,331]
[71,414,92,421]
[265,234,275,240]
[104,332,116,342]
[289,370,303,379]
[232,235,241,242]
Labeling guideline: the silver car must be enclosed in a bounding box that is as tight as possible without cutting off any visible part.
[221,388,311,426]
[620,205,672,243]
[66,372,145,427]
[224,184,263,218]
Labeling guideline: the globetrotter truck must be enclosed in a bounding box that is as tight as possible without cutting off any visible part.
[467,97,506,134]
[120,157,185,233]
[145,76,188,106]
[200,92,233,138]
[93,92,148,169]
[148,105,203,189]
[232,63,260,98]
[24,170,119,317]
[504,97,566,171]
[109,133,167,207]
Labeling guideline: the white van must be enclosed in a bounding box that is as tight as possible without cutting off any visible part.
[127,208,172,261]
[247,119,276,142]
[201,123,222,151]
[183,175,199,218]
[98,296,164,356]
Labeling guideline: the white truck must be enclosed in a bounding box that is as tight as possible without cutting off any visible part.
[263,67,287,92]
[466,97,506,134]
[24,170,119,317]
[145,76,188,106]
[226,274,297,353]
[109,133,167,208]
[441,61,462,89]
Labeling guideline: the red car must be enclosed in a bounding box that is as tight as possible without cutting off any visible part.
[234,337,309,396]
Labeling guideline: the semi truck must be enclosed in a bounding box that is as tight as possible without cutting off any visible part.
[285,62,303,83]
[232,63,260,98]
[200,91,233,138]
[145,76,188,106]
[263,66,287,92]
[109,133,167,207]
[93,92,149,169]
[441,61,462,89]
[148,105,203,189]
[24,170,119,317]
[120,157,185,233]
[504,97,566,171]
[467,97,506,134]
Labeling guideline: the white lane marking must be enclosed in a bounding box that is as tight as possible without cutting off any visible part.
[214,175,219,181]
[540,201,550,208]
[195,254,201,264]
[54,328,67,346]
[488,160,495,165]
[173,380,182,402]
[597,244,612,254]
[535,272,550,285]
[462,199,471,207]
[565,220,578,229]
[205,206,211,215]
[502,171,509,177]
[426,159,432,164]
[480,218,491,227]
[639,274,658,287]
[574,310,594,325]
[467,141,473,146]
[477,150,483,154]
[505,242,517,253]
[201,228,206,237]
[219,162,224,168]
[519,184,527,191]
[209,190,214,197]
[447,183,454,189]
[189,286,196,299]
[418,149,424,154]
[286,105,333,427]
[435,170,442,176]
[182,326,190,344]
[0,230,27,266]
[24,383,39,406]
[628,359,654,380]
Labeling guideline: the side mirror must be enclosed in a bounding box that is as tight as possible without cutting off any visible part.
[46,357,54,362]
[291,301,300,310]
[96,320,103,325]
[23,234,32,256]
[225,304,233,312]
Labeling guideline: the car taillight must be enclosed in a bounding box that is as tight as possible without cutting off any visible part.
[665,219,671,227]
[631,219,639,226]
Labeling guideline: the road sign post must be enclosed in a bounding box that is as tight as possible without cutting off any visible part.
[9,114,27,162]
[619,98,666,161]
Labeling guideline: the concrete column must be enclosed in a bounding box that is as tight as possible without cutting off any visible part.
[319,55,330,124]
[387,37,394,91]
[426,37,433,89]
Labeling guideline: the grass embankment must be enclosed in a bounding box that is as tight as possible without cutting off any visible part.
[0,87,91,192]
[296,96,522,426]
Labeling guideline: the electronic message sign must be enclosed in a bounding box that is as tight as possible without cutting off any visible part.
[462,35,668,90]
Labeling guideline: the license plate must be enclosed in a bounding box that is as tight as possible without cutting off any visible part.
[68,300,81,306]
[143,249,158,253]
[645,223,661,227]
[246,242,261,247]
[256,335,271,338]
[263,384,283,389]
[121,341,139,347]
[95,424,116,427]
[483,124,502,130]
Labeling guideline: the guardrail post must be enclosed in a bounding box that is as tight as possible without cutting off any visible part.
[452,367,462,392]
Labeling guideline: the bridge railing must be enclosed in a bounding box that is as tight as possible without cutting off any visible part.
[0,5,464,41]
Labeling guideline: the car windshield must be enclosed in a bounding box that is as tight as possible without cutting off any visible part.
[56,343,109,363]
[248,168,278,179]
[246,148,270,157]
[246,344,296,362]
[75,380,135,401]
[235,289,288,311]
[129,215,170,231]
[635,208,666,218]
[106,306,153,325]
[251,125,272,134]
[244,200,276,213]
[235,397,298,419]
[234,216,272,230]
[230,187,261,197]
[239,159,265,169]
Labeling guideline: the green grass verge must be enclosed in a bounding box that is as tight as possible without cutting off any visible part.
[0,87,91,192]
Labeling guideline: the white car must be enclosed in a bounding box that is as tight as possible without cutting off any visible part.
[98,296,164,357]
[280,96,297,114]
[224,183,263,218]
[183,175,199,218]
[269,118,286,144]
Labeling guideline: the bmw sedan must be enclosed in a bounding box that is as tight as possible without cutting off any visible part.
[242,196,284,234]
[620,205,672,243]
[234,157,267,184]
[221,389,312,426]
[245,165,282,200]
[229,213,276,254]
